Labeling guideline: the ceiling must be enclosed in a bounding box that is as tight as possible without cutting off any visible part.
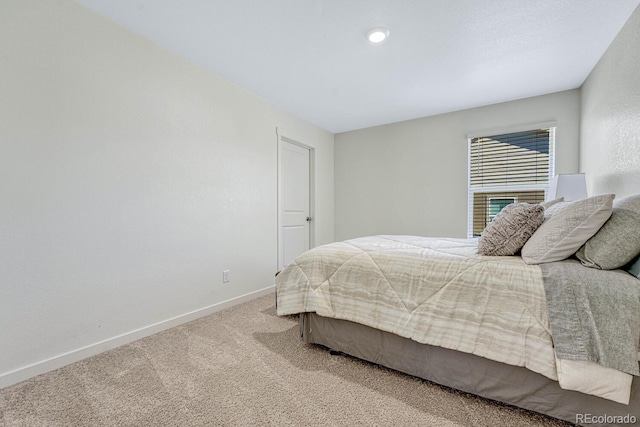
[74,0,640,133]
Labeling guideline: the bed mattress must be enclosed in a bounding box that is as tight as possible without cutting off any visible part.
[276,235,636,403]
[277,235,556,379]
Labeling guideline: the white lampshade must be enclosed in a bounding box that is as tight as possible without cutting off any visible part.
[546,173,588,202]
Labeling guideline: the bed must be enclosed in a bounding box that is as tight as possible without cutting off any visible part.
[275,195,640,426]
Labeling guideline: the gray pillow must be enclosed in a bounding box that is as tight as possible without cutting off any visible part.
[478,203,545,256]
[576,194,640,270]
[521,194,614,264]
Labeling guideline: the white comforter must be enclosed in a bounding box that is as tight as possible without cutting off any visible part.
[276,235,632,403]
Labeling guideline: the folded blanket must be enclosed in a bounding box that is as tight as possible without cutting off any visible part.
[540,260,640,376]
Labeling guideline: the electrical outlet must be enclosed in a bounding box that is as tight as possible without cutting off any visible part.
[222,270,230,283]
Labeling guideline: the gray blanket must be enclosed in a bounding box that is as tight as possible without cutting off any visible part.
[540,259,640,376]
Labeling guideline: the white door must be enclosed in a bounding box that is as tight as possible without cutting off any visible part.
[278,138,311,270]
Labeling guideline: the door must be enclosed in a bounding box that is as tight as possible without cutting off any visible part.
[278,137,311,270]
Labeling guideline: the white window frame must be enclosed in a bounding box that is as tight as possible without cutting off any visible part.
[467,124,556,238]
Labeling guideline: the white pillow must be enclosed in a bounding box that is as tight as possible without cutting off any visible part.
[542,200,570,220]
[521,194,614,264]
[540,197,564,210]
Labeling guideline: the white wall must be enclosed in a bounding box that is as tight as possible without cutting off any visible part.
[335,90,580,240]
[0,0,333,386]
[581,5,640,198]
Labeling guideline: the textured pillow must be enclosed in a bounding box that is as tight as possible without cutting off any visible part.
[576,194,640,269]
[478,203,545,256]
[521,194,614,264]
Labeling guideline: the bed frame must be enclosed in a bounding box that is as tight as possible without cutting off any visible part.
[300,312,640,427]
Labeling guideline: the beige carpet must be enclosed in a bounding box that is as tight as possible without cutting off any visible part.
[0,293,572,426]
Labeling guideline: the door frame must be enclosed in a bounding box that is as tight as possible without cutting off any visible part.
[276,127,315,271]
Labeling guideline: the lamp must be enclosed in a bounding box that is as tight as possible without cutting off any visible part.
[546,173,588,202]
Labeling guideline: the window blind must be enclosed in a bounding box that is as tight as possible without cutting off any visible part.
[468,128,554,237]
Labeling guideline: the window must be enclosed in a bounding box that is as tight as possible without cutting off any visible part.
[468,127,555,237]
[487,197,516,223]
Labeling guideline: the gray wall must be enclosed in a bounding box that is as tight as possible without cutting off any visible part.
[581,5,640,198]
[334,90,580,240]
[0,0,334,386]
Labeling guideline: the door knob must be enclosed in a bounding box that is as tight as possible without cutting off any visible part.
[306,216,312,222]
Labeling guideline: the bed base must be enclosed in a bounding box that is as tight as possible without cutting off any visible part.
[300,313,639,427]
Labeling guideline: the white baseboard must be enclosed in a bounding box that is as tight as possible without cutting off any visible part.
[0,286,275,389]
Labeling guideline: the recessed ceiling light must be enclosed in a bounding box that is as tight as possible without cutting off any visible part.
[366,28,389,44]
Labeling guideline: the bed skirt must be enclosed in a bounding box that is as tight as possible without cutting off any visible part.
[300,313,640,427]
